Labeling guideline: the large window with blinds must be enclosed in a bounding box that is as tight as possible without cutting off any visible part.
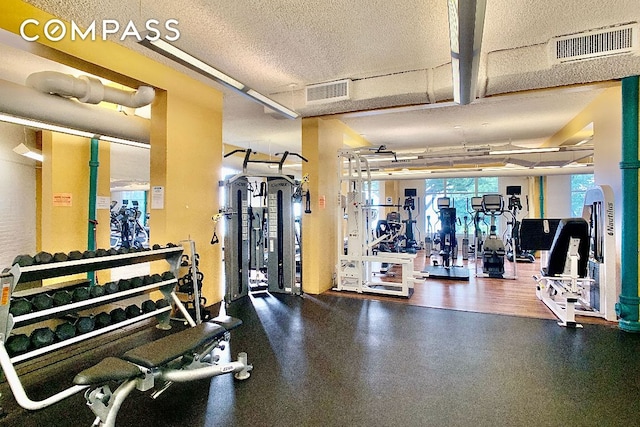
[424,177,499,231]
[570,174,594,217]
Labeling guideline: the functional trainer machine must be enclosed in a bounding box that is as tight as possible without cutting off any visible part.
[533,185,618,326]
[334,149,425,297]
[222,149,310,303]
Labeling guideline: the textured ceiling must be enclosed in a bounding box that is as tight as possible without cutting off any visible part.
[7,1,640,173]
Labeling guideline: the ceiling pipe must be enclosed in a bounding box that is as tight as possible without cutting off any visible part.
[447,0,487,105]
[0,79,150,143]
[370,165,593,181]
[26,71,155,108]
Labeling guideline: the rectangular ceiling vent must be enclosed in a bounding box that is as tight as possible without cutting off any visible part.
[550,23,639,64]
[305,79,352,105]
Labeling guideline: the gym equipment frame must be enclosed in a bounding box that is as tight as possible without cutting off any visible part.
[334,149,425,297]
[534,185,618,326]
[222,149,309,303]
[0,245,252,425]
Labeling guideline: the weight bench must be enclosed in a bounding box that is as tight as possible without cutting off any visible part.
[533,218,591,327]
[73,315,252,427]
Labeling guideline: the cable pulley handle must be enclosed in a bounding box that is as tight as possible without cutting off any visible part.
[223,149,246,158]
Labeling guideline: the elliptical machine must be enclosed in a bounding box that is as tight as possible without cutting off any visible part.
[480,194,506,278]
[402,188,419,254]
[435,197,457,267]
[505,186,535,263]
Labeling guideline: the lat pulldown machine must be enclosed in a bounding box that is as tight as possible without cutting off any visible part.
[221,149,310,303]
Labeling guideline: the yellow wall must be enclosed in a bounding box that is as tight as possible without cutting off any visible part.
[0,1,224,303]
[40,132,111,283]
[150,90,223,302]
[301,118,369,294]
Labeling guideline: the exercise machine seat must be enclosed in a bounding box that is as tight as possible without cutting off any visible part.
[543,218,589,278]
[74,357,143,385]
[122,322,227,368]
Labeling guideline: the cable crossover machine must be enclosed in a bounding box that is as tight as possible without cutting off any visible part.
[220,149,311,304]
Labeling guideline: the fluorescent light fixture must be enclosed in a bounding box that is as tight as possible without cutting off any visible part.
[140,39,299,119]
[489,147,561,155]
[13,143,43,162]
[245,89,299,119]
[447,0,487,105]
[99,135,150,149]
[0,113,149,149]
[0,113,94,139]
[143,38,245,90]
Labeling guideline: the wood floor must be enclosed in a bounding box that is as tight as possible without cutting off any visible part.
[326,250,615,326]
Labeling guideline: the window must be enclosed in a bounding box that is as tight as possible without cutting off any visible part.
[424,177,498,232]
[570,174,594,217]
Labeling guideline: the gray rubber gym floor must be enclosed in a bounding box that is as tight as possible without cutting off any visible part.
[3,293,640,426]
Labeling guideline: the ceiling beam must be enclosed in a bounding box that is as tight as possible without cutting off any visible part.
[447,0,487,105]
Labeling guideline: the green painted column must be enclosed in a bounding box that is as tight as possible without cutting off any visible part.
[538,176,544,218]
[616,76,640,332]
[87,137,99,285]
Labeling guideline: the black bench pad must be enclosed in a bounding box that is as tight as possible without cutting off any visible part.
[210,315,242,331]
[74,357,142,386]
[122,321,226,368]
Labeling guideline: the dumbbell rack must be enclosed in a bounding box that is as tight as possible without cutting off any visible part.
[0,246,188,365]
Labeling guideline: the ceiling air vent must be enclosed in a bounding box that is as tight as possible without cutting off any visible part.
[305,79,352,105]
[550,23,638,64]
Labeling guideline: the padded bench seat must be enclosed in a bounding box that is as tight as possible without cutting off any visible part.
[73,316,242,385]
[123,322,226,368]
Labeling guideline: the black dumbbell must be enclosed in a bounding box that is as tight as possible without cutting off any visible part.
[166,243,177,248]
[152,244,162,250]
[75,316,95,334]
[31,293,53,311]
[30,327,55,348]
[82,250,96,259]
[34,251,53,264]
[10,298,33,316]
[155,298,170,309]
[161,271,175,281]
[108,248,119,256]
[52,290,72,306]
[5,334,31,356]
[94,312,112,329]
[125,304,141,319]
[110,308,127,323]
[12,254,34,267]
[141,300,157,313]
[95,248,109,257]
[55,322,76,341]
[52,252,69,263]
[130,276,144,288]
[67,250,83,261]
[72,287,90,302]
[103,282,119,295]
[118,247,129,255]
[117,278,132,291]
[89,285,106,298]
